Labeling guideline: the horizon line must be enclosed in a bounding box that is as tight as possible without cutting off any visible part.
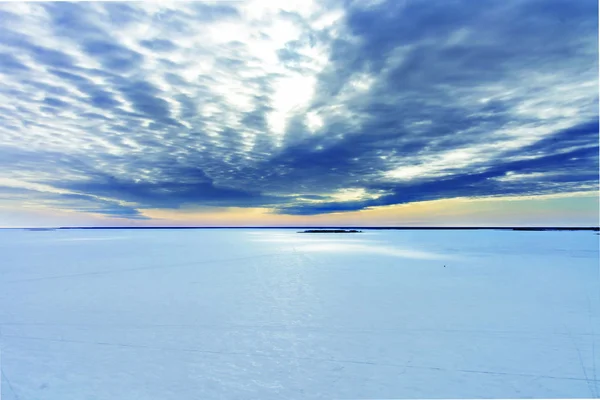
[5,226,599,231]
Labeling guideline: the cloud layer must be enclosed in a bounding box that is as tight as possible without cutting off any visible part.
[0,0,597,219]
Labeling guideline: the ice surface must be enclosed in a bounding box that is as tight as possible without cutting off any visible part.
[0,228,598,399]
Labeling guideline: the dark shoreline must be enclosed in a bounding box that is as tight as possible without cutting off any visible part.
[12,226,600,231]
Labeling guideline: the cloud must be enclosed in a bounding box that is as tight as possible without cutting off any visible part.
[0,0,597,220]
[0,181,147,220]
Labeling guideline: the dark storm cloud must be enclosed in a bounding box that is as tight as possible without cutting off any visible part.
[55,168,290,209]
[52,193,150,219]
[278,117,600,214]
[0,184,147,219]
[0,1,596,219]
[280,144,600,215]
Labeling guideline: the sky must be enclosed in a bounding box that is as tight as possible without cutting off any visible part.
[0,0,598,228]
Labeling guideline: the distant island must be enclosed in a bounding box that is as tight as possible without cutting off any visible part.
[299,229,363,233]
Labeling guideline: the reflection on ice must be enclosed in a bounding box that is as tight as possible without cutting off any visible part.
[251,236,368,244]
[52,237,130,241]
[250,231,453,260]
[297,242,452,260]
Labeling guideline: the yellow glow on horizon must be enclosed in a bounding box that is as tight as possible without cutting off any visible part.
[2,191,596,228]
[139,191,599,227]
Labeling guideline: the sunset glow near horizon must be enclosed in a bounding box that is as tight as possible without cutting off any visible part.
[0,1,598,228]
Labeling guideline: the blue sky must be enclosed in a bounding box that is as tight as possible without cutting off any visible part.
[0,1,598,227]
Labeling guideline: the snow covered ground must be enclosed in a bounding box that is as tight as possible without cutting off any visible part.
[0,228,598,399]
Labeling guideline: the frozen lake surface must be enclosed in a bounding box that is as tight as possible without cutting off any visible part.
[1,228,599,399]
